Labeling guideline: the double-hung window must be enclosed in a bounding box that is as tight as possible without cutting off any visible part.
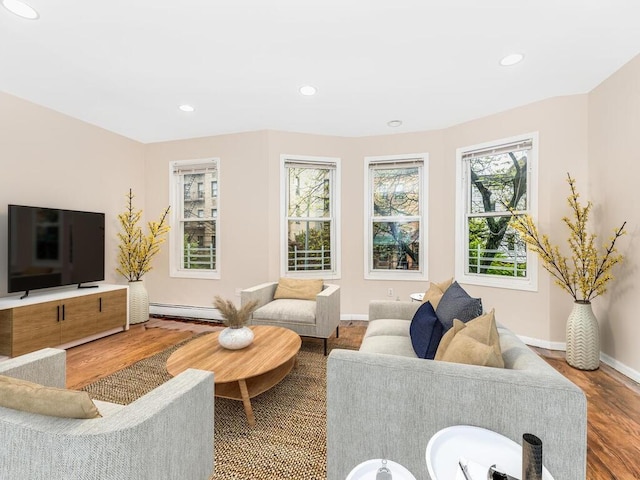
[169,158,220,279]
[365,154,428,281]
[281,155,340,278]
[455,133,538,290]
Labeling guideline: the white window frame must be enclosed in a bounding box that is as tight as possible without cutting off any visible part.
[169,158,220,279]
[364,153,429,281]
[455,133,538,291]
[280,154,341,279]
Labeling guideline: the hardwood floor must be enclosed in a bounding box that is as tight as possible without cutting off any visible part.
[534,348,640,480]
[65,321,640,479]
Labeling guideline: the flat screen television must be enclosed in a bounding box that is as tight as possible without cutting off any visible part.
[7,204,105,297]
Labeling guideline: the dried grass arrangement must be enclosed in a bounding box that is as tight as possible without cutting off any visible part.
[213,296,258,328]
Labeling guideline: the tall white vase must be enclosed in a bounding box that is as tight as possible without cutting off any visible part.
[128,280,149,325]
[566,301,600,370]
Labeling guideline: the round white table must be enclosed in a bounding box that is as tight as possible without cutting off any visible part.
[426,425,554,480]
[346,459,417,480]
[409,292,424,302]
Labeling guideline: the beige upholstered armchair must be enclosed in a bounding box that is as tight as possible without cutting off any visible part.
[240,280,340,355]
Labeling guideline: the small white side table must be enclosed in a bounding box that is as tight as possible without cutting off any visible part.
[409,292,424,302]
[426,425,554,480]
[346,459,417,480]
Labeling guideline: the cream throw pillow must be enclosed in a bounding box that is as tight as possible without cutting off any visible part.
[273,277,324,301]
[434,309,504,368]
[0,375,101,419]
[422,277,453,309]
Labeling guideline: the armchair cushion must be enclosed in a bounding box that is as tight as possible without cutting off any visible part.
[253,298,317,324]
[0,374,101,419]
[273,277,323,301]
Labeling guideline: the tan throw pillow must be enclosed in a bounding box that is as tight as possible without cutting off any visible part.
[0,375,101,419]
[434,309,504,368]
[273,277,324,301]
[422,277,453,309]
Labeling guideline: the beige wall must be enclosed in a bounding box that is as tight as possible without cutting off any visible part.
[0,92,145,293]
[142,96,590,345]
[588,53,640,375]
[2,53,638,376]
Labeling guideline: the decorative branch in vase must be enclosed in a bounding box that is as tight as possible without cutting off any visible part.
[509,173,626,370]
[117,189,170,324]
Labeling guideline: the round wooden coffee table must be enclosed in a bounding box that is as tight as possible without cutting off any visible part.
[166,325,301,426]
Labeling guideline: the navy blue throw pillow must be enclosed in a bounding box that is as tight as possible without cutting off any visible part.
[409,301,444,359]
[435,281,483,332]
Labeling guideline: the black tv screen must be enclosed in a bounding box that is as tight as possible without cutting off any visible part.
[7,205,105,295]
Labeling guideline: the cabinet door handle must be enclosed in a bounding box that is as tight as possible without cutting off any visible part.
[57,305,60,322]
[62,304,65,321]
[99,297,102,312]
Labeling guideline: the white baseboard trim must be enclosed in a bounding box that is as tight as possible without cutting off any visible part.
[151,303,367,323]
[517,334,566,351]
[600,352,640,384]
[150,303,222,322]
[341,314,369,322]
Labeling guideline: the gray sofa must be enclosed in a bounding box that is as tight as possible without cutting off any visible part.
[0,348,215,480]
[327,300,587,480]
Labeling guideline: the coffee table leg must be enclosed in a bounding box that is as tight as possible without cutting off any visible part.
[238,379,256,427]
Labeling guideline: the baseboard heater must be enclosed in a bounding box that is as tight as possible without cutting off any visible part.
[149,303,223,322]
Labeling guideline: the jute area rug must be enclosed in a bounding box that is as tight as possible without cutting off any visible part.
[82,326,364,480]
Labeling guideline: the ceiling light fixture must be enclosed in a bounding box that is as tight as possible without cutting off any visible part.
[500,53,524,67]
[178,104,195,112]
[1,0,39,19]
[299,85,317,96]
[387,120,403,128]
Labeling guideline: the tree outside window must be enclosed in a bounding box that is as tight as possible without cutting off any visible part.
[456,134,538,290]
[365,155,428,280]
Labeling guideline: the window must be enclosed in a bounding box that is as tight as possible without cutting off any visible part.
[455,133,538,290]
[281,155,340,278]
[364,154,428,280]
[169,158,220,279]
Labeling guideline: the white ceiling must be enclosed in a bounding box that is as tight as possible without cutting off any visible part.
[2,0,640,144]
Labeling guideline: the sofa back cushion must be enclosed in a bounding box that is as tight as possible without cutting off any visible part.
[409,301,444,359]
[0,374,101,419]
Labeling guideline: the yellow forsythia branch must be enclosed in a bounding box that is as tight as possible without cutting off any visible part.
[116,189,171,281]
[509,173,626,302]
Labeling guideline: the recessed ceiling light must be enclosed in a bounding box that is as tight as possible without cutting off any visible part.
[500,53,524,66]
[299,85,317,96]
[1,0,39,19]
[387,120,403,128]
[178,104,195,112]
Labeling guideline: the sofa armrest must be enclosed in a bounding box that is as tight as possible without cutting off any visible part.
[316,284,340,337]
[0,368,215,480]
[327,349,586,480]
[369,300,420,321]
[0,348,66,388]
[241,282,278,311]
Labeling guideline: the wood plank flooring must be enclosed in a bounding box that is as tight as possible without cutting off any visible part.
[65,321,640,479]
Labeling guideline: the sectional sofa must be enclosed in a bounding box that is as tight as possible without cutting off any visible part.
[327,300,587,480]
